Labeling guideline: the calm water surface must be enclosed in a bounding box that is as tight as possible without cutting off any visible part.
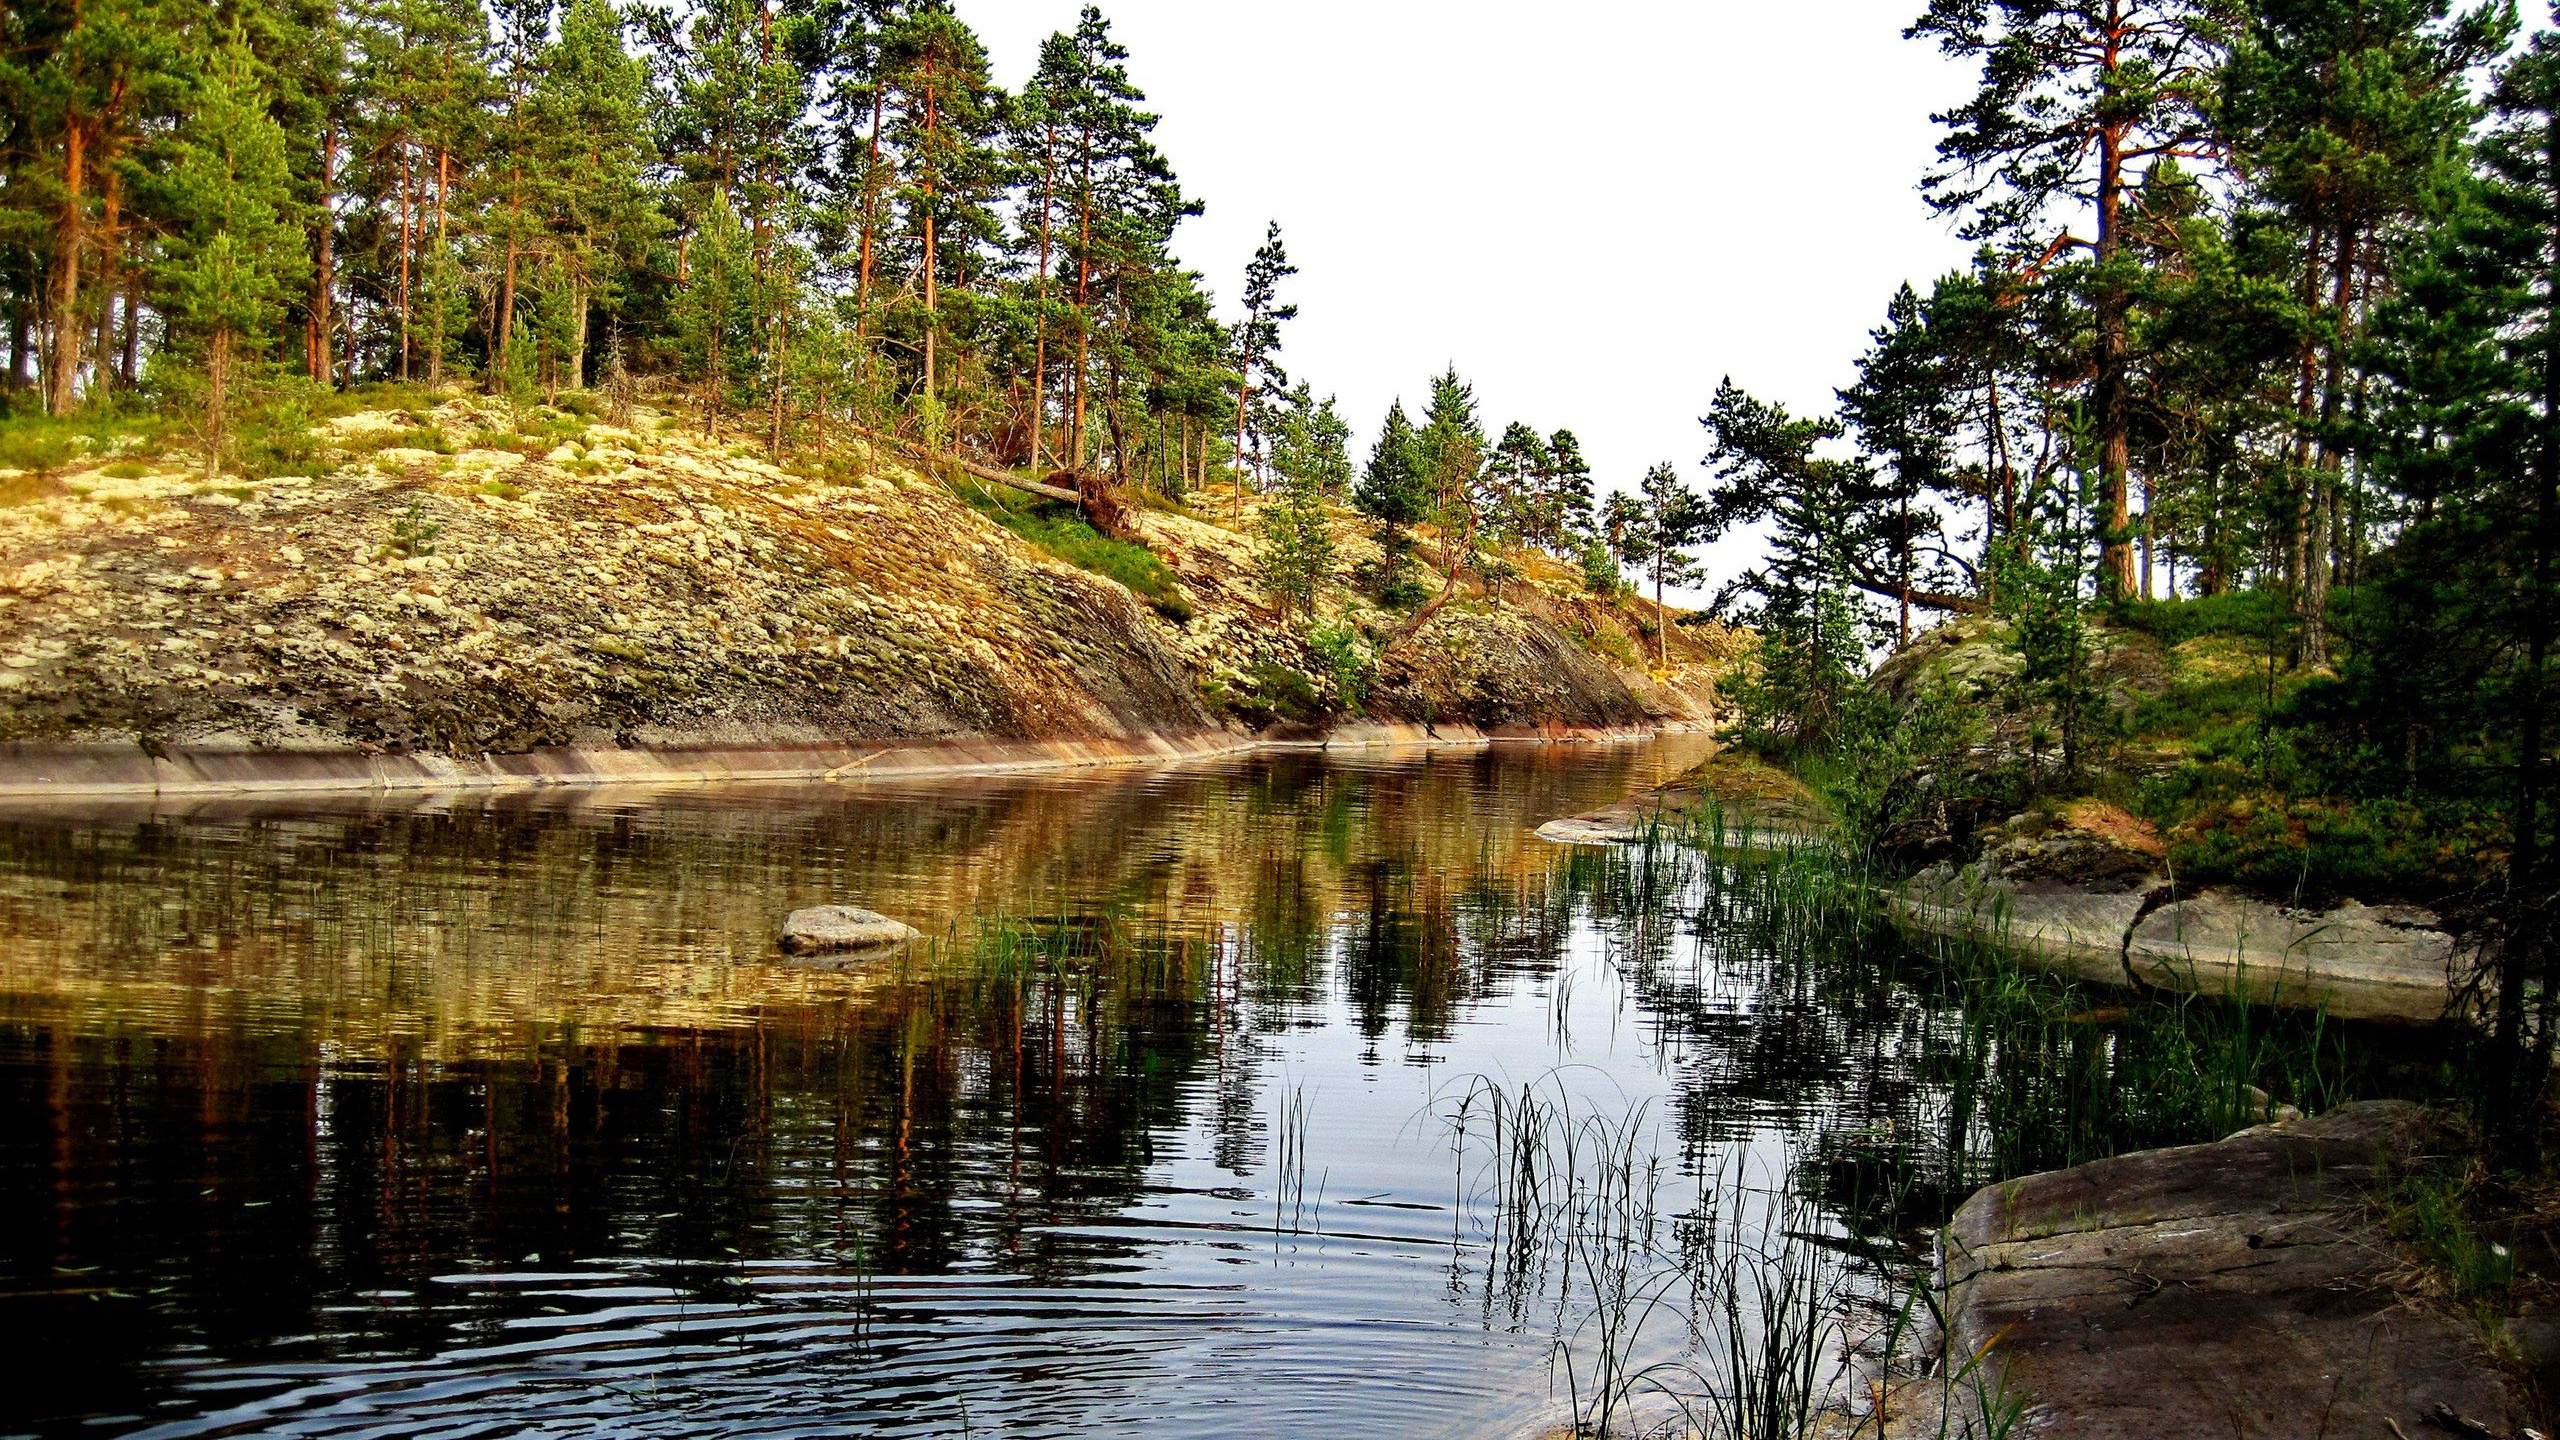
[0,737,1941,1440]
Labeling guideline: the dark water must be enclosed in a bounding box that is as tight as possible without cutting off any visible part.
[0,736,1943,1440]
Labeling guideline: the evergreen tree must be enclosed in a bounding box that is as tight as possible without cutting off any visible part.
[523,0,658,392]
[1355,398,1429,606]
[151,29,309,476]
[2220,0,2511,660]
[1229,219,1297,499]
[1546,428,1596,552]
[0,0,190,413]
[1701,379,1876,746]
[1611,461,1706,668]
[1840,282,1963,641]
[1910,0,2238,598]
[1258,390,1336,623]
[874,5,1006,443]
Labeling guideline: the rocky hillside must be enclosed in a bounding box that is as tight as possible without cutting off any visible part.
[0,393,1733,763]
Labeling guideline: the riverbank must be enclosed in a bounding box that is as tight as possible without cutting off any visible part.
[0,718,1698,801]
[0,389,1736,796]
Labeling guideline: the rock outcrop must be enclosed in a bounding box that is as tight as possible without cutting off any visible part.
[0,398,1738,795]
[1893,804,2470,1023]
[1899,1103,2534,1440]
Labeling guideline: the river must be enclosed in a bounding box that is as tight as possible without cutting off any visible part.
[0,736,2323,1439]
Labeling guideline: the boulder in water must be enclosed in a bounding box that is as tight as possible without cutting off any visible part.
[779,905,922,955]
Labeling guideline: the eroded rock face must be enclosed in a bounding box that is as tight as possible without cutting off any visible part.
[0,401,1740,768]
[1927,1103,2529,1440]
[778,906,923,955]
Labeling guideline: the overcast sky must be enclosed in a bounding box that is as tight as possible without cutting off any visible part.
[963,0,1983,593]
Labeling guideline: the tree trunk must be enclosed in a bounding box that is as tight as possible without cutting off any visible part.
[2304,222,2358,668]
[91,154,120,403]
[430,148,450,385]
[205,327,231,480]
[46,118,87,415]
[921,72,940,443]
[315,128,339,384]
[2289,223,2324,606]
[1029,125,1057,471]
[496,224,519,383]
[118,275,138,386]
[398,141,414,381]
[569,275,587,391]
[2091,115,2134,599]
[1231,370,1252,522]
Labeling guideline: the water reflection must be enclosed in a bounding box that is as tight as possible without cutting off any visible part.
[5,741,1799,1439]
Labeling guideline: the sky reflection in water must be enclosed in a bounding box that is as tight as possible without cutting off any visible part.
[0,737,1930,1440]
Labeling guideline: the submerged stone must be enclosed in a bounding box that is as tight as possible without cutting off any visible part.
[778,905,922,955]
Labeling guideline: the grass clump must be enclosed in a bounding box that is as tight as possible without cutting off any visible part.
[962,487,1192,623]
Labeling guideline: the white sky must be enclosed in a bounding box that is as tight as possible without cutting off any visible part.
[963,0,1983,596]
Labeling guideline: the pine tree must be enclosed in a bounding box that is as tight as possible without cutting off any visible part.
[2220,0,2511,660]
[1839,282,1962,642]
[1258,390,1337,623]
[1355,398,1429,606]
[1701,379,1877,745]
[523,0,658,393]
[1484,421,1551,545]
[1911,0,2238,598]
[1229,219,1298,504]
[1546,428,1596,552]
[0,0,189,413]
[1612,462,1706,668]
[878,3,1004,444]
[151,28,309,475]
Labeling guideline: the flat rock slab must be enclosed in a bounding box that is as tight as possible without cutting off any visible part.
[1536,752,1833,848]
[1936,1102,2530,1438]
[778,905,923,955]
[1894,870,2463,1023]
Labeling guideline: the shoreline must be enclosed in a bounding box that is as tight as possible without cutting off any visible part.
[0,719,1708,805]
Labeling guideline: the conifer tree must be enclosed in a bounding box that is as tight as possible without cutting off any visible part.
[1910,0,2238,598]
[1229,219,1298,502]
[1546,428,1596,552]
[1840,282,1962,641]
[524,0,658,391]
[0,0,189,413]
[1355,399,1429,606]
[151,28,309,475]
[1612,462,1706,668]
[2220,0,2511,660]
[878,4,1004,443]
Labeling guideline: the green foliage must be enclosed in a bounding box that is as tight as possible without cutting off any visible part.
[1995,458,2107,784]
[2163,792,2503,905]
[1577,534,1623,597]
[1255,464,1335,621]
[1828,679,1986,861]
[2106,589,2291,649]
[1306,621,1374,714]
[2388,1164,2517,1316]
[382,500,441,559]
[1355,400,1431,606]
[968,490,1191,623]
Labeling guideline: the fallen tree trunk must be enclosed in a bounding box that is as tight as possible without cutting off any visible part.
[848,425,1082,506]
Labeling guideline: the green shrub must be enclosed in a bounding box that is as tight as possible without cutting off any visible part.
[2107,589,2291,649]
[2164,791,2502,904]
[1307,621,1374,714]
